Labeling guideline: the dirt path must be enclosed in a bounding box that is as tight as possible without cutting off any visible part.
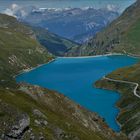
[103,76,140,98]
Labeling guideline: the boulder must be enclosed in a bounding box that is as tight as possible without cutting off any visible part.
[6,114,30,139]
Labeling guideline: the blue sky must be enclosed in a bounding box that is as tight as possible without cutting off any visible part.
[0,0,136,13]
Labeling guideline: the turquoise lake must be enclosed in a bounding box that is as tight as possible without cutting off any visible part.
[16,55,138,132]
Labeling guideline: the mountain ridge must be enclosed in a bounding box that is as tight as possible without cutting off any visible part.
[32,26,79,56]
[8,6,119,43]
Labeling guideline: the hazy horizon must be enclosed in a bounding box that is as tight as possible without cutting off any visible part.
[0,0,136,13]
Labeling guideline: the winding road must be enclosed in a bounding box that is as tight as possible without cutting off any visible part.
[103,76,140,99]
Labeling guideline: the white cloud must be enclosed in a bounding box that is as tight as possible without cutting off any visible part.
[11,4,19,10]
[4,8,15,17]
[3,4,31,18]
[3,4,21,17]
[106,4,118,12]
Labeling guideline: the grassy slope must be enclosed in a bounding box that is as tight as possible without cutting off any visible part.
[0,14,52,87]
[1,85,125,140]
[95,63,140,139]
[116,18,140,54]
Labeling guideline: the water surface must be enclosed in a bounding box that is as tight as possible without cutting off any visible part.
[16,55,138,131]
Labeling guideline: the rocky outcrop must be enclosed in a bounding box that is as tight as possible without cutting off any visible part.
[33,109,47,119]
[129,128,140,140]
[53,127,80,140]
[6,114,30,139]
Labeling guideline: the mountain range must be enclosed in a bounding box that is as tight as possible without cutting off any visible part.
[5,6,119,43]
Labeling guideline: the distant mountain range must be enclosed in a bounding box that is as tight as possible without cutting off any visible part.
[4,6,119,43]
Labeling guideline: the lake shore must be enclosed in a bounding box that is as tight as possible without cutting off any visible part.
[15,53,117,78]
[58,53,124,59]
[16,54,138,131]
[59,53,140,59]
[14,58,56,78]
[15,52,140,78]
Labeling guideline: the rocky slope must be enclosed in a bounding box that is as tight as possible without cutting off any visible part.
[0,84,128,140]
[0,13,127,140]
[67,0,140,56]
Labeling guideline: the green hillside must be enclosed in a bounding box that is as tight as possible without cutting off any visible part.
[0,13,77,87]
[0,14,52,87]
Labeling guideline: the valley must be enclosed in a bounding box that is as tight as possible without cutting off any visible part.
[0,0,140,140]
[0,13,127,140]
